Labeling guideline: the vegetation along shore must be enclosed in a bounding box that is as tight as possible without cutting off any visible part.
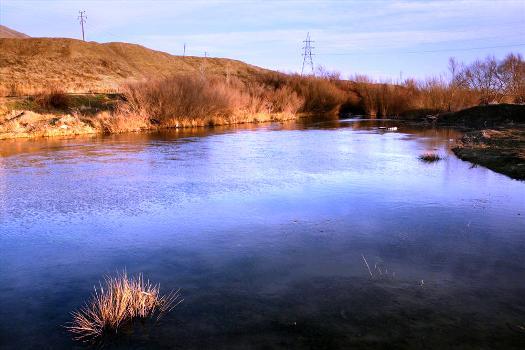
[1,35,524,179]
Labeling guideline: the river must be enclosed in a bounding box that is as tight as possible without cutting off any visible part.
[1,118,524,349]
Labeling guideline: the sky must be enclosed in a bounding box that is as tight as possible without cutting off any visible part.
[1,0,524,80]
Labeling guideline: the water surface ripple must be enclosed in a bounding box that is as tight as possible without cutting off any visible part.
[1,118,524,349]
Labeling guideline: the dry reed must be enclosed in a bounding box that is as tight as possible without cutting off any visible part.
[419,152,442,162]
[119,74,308,127]
[67,272,182,341]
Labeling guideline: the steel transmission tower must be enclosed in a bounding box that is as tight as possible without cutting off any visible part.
[301,32,314,75]
[78,10,87,41]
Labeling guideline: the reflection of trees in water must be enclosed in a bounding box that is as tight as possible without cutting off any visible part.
[343,119,463,152]
[0,122,289,158]
[0,119,462,164]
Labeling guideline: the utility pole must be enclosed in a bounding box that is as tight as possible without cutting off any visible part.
[78,10,87,41]
[183,43,186,57]
[301,32,314,76]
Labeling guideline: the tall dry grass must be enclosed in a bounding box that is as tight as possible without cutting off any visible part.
[67,272,182,341]
[119,74,312,127]
[88,111,150,133]
[122,75,236,127]
[255,72,347,114]
[34,88,71,110]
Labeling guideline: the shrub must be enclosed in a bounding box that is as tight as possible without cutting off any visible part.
[256,72,347,114]
[121,75,246,127]
[34,88,71,110]
[120,74,311,127]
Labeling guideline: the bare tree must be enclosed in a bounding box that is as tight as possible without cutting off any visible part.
[497,53,525,103]
[464,56,504,104]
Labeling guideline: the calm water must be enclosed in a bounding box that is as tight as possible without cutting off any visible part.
[1,118,524,349]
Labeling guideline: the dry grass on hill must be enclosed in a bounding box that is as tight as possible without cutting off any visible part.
[0,25,30,39]
[0,37,269,96]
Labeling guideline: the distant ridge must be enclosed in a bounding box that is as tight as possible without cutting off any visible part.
[0,25,30,38]
[0,37,270,94]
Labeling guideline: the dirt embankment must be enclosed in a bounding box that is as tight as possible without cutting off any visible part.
[453,129,525,181]
[436,104,525,129]
[438,104,525,180]
[0,95,299,140]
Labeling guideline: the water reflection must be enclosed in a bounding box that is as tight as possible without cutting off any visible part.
[0,118,524,349]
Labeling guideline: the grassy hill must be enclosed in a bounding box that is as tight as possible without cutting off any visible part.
[0,37,269,95]
[0,25,30,39]
[0,35,347,139]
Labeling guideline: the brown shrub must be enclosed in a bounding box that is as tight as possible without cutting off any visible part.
[34,88,71,110]
[119,74,308,127]
[121,75,238,127]
[351,76,414,117]
[255,72,347,114]
[292,76,347,114]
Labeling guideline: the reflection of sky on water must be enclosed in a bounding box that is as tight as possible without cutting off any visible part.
[0,119,524,349]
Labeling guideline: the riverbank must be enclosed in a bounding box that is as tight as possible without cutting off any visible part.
[436,104,525,129]
[0,73,345,139]
[0,108,299,140]
[395,104,525,180]
[453,128,525,181]
[432,104,525,181]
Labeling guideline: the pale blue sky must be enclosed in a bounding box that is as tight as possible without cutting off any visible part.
[1,0,524,80]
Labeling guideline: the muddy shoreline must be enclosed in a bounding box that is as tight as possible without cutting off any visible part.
[399,104,525,180]
[434,104,525,181]
[452,129,525,181]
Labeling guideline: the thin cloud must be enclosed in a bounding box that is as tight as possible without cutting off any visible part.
[1,0,523,78]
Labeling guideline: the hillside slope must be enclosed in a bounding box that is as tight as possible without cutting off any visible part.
[0,25,30,39]
[0,38,269,95]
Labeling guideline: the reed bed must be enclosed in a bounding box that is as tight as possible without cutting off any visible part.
[119,74,308,128]
[67,272,182,341]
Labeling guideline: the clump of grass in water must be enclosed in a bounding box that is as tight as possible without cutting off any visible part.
[67,271,182,341]
[419,152,442,163]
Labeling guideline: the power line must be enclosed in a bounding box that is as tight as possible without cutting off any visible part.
[317,43,525,56]
[301,32,315,75]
